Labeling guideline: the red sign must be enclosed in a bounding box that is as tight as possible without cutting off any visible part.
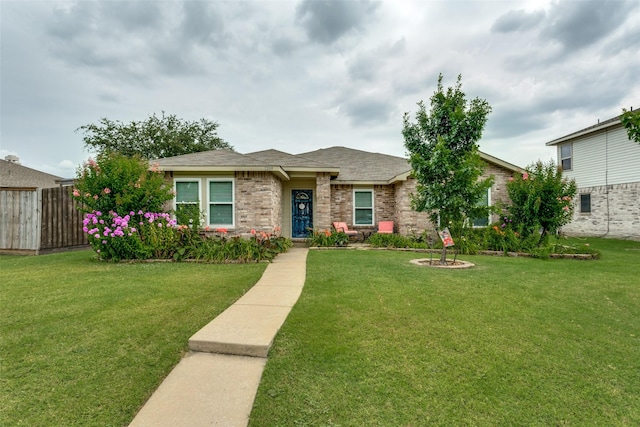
[438,228,455,247]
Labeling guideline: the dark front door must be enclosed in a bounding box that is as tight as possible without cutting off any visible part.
[292,190,313,238]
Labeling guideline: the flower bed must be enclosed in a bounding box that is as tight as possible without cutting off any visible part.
[82,211,291,262]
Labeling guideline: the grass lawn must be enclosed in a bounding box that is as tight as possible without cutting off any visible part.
[0,250,266,427]
[250,238,640,426]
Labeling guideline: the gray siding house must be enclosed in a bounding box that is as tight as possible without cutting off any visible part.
[156,146,523,239]
[546,113,640,240]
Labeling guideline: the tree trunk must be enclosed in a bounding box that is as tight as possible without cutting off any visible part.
[440,246,447,264]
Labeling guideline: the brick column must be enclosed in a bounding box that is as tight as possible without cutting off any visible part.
[315,173,331,231]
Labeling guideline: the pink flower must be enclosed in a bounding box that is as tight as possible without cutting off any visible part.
[251,229,256,235]
[93,194,99,200]
[508,177,514,182]
[522,172,529,180]
[103,188,111,194]
[158,223,163,227]
[72,189,80,197]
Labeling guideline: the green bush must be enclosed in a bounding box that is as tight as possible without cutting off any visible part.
[82,212,291,262]
[307,229,349,247]
[73,152,174,215]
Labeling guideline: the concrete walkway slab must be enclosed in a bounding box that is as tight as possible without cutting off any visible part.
[189,304,292,357]
[129,353,266,427]
[129,247,308,427]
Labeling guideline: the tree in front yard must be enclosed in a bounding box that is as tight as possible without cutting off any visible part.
[506,160,577,245]
[77,112,233,159]
[403,74,493,263]
[621,108,640,144]
[72,151,174,215]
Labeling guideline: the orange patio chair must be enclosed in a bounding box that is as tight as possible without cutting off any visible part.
[332,221,359,237]
[377,221,394,234]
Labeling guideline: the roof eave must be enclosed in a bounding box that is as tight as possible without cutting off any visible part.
[158,165,290,181]
[545,118,622,146]
[479,152,526,173]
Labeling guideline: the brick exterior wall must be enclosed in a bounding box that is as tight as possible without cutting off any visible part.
[394,178,433,236]
[330,184,353,226]
[481,162,515,223]
[561,181,640,240]
[315,173,332,231]
[235,171,282,233]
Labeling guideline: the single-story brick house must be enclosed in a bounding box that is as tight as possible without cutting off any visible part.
[155,146,524,239]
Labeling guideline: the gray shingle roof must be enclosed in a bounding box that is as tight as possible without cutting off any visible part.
[298,147,411,182]
[154,146,522,182]
[0,160,63,189]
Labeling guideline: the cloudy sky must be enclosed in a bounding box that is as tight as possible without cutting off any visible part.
[1,0,639,178]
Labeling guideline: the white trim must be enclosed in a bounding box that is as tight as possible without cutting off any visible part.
[560,143,573,172]
[353,188,374,226]
[173,178,202,225]
[207,177,235,228]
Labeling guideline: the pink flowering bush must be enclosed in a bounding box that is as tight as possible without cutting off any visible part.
[83,212,291,262]
[72,152,173,216]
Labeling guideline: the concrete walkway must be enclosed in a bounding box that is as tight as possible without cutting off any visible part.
[129,247,308,427]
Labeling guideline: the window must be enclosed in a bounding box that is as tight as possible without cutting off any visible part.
[472,188,491,227]
[354,189,374,225]
[580,193,591,213]
[174,180,200,226]
[560,143,572,171]
[208,179,234,227]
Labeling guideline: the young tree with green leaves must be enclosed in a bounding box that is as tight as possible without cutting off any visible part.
[506,160,577,245]
[621,108,640,144]
[72,151,174,215]
[77,112,233,159]
[403,74,493,263]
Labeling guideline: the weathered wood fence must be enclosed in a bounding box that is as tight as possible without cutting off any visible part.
[0,187,88,254]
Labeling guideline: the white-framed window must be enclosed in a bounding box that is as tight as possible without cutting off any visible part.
[353,189,374,226]
[208,178,234,227]
[560,143,572,171]
[174,179,201,226]
[472,188,491,227]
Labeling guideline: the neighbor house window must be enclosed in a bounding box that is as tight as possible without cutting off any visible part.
[174,179,200,226]
[580,193,591,213]
[472,188,491,227]
[354,189,374,225]
[560,143,572,171]
[208,178,234,227]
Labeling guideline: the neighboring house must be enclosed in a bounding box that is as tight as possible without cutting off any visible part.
[0,156,63,189]
[546,112,640,240]
[155,146,524,239]
[0,156,86,253]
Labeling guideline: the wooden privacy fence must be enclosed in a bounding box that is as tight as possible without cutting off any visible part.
[0,186,88,253]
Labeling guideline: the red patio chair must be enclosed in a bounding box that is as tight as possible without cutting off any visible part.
[377,221,394,234]
[332,221,359,237]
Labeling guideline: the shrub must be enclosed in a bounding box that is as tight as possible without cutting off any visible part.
[73,152,174,216]
[82,212,291,263]
[307,229,350,247]
[507,160,577,245]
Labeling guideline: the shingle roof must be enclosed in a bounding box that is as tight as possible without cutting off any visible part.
[0,159,63,189]
[154,146,523,182]
[298,147,411,182]
[154,149,266,167]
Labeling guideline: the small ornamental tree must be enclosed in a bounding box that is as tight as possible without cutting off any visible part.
[403,74,493,263]
[506,160,577,245]
[621,108,640,144]
[77,112,233,159]
[72,151,174,216]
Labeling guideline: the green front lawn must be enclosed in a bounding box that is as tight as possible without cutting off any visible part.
[0,251,266,426]
[250,238,640,426]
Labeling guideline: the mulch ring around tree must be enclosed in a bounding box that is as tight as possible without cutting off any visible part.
[410,258,475,269]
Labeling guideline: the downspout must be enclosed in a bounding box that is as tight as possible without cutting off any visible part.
[605,128,610,236]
